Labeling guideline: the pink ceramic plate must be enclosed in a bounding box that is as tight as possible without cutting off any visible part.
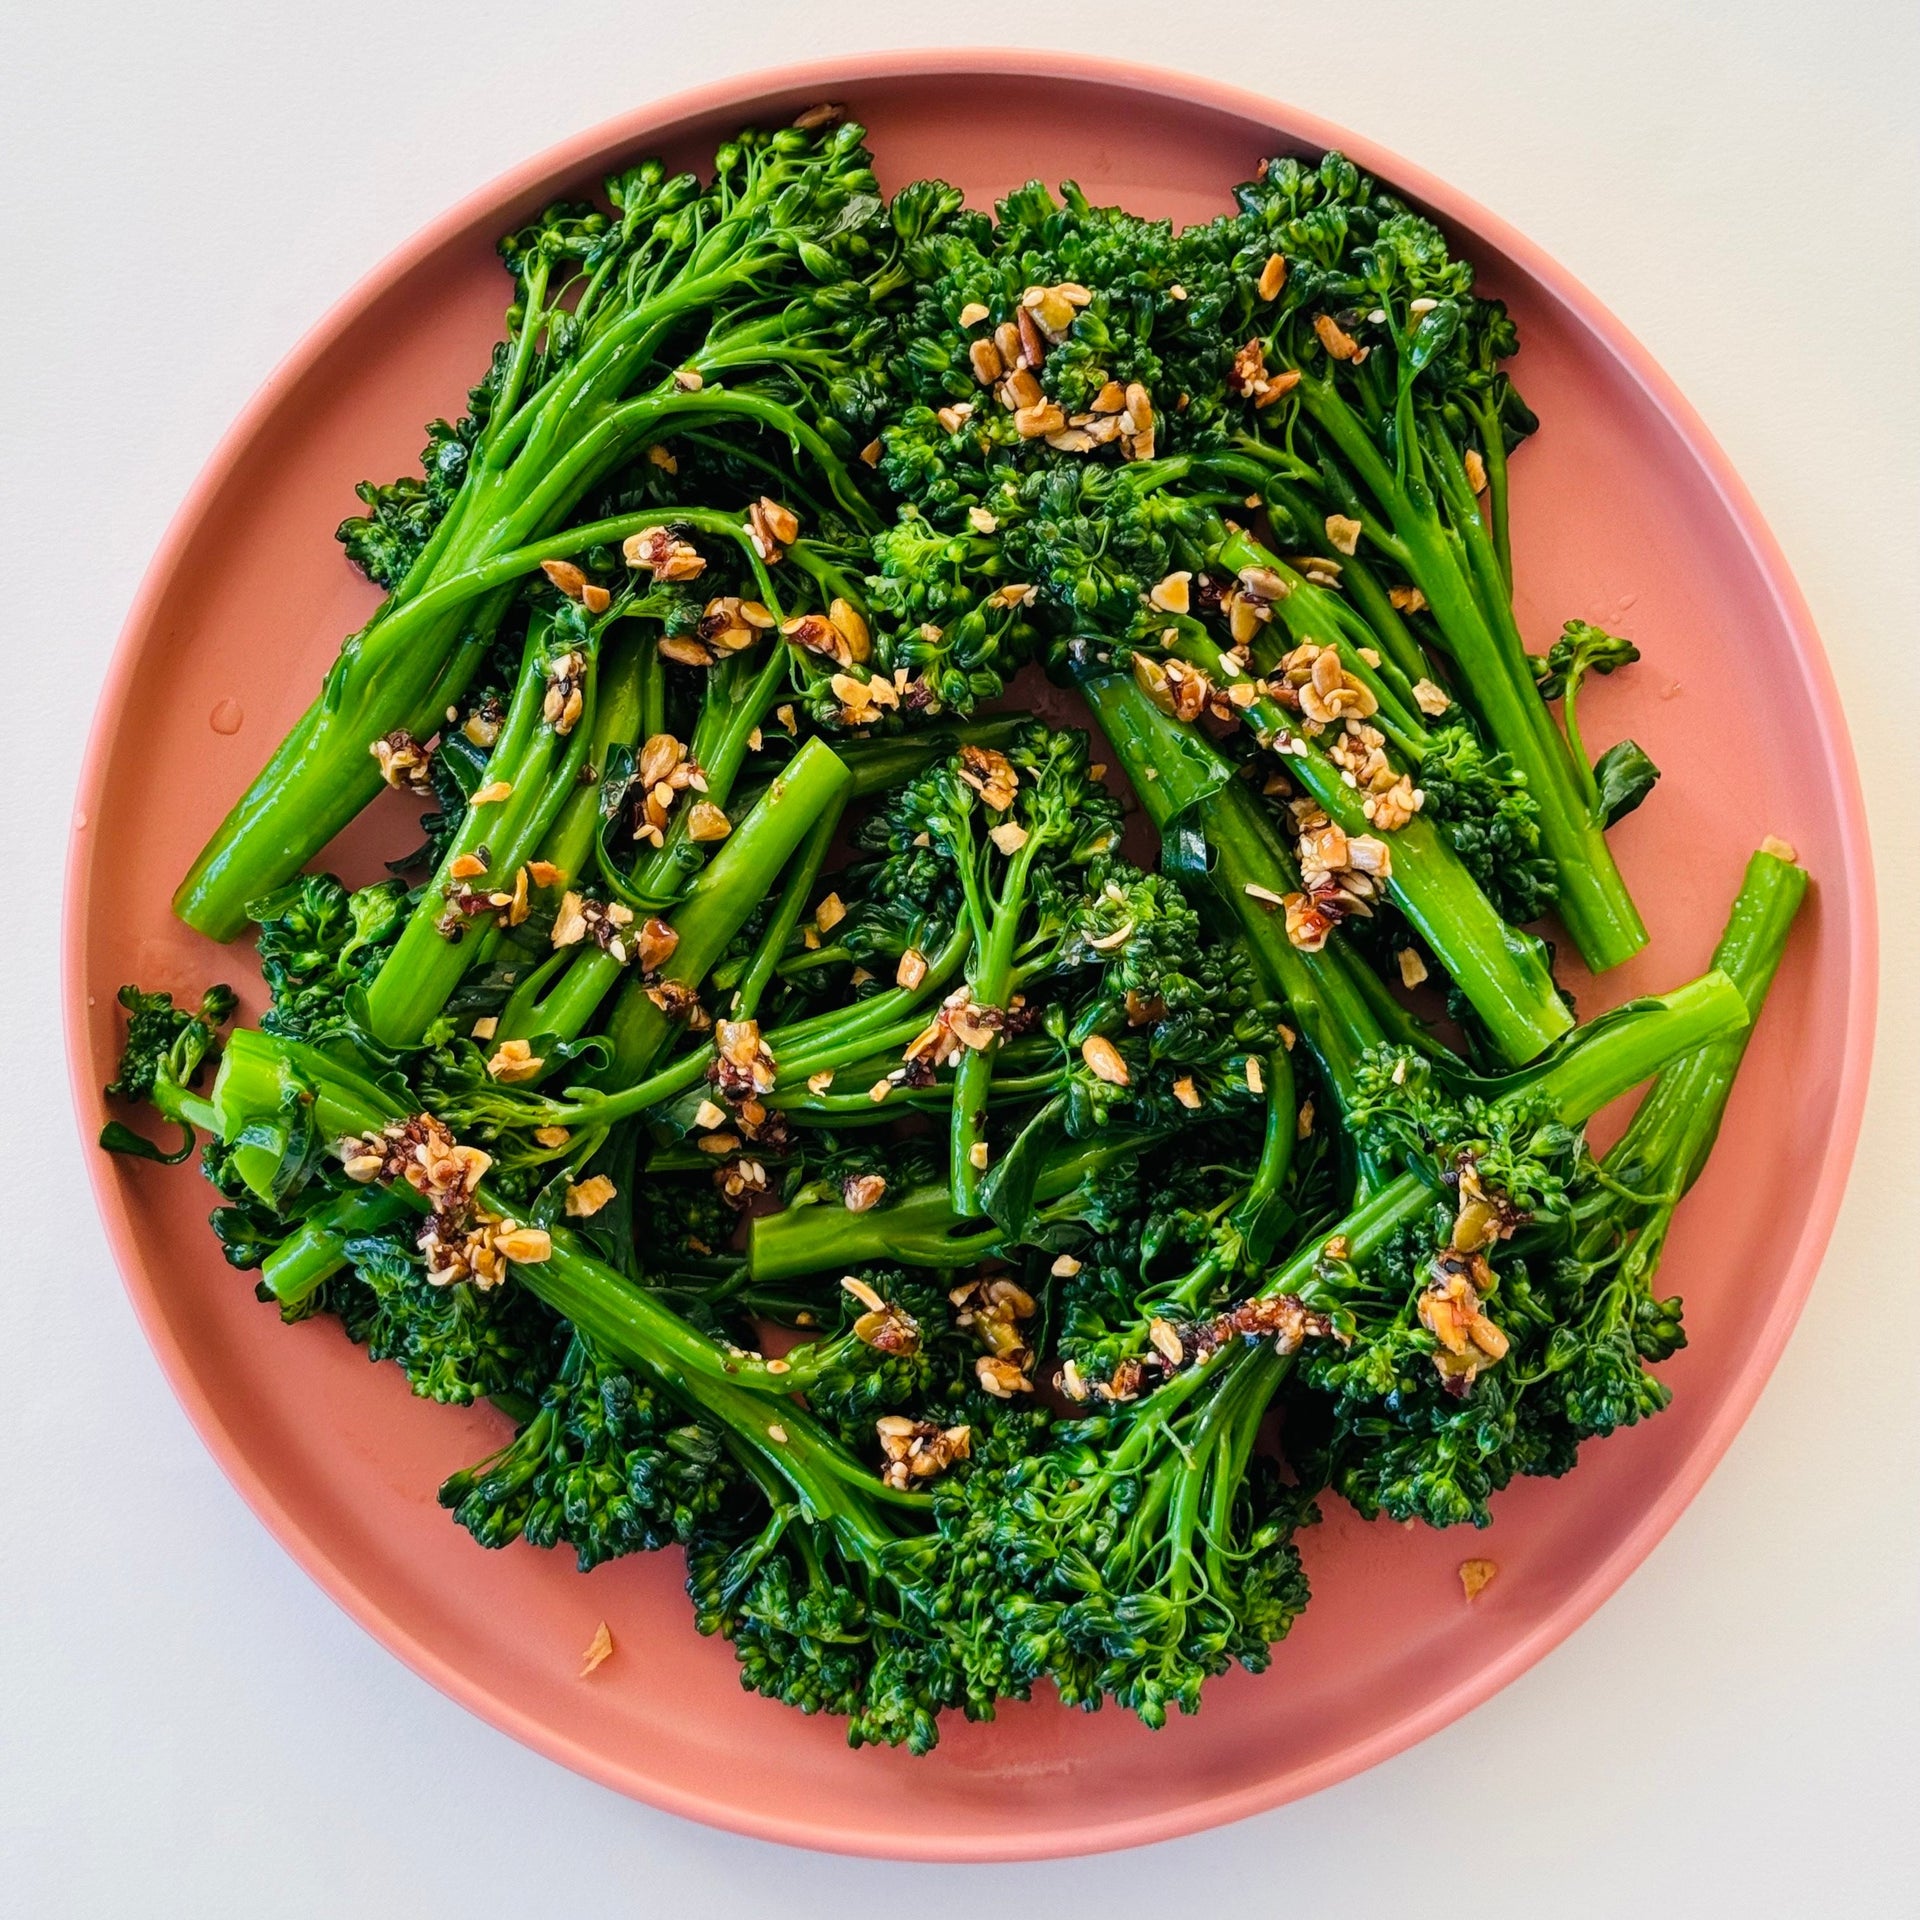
[65,52,1874,1859]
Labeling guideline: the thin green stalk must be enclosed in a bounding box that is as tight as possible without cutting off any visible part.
[949,827,1043,1217]
[1602,846,1806,1196]
[174,505,759,939]
[1078,669,1391,1118]
[748,1132,1158,1283]
[528,627,650,898]
[366,616,601,1046]
[210,1026,932,1409]
[464,918,972,1153]
[504,660,802,1051]
[729,796,845,1022]
[259,1187,413,1307]
[620,640,796,914]
[1186,967,1749,1398]
[1186,538,1571,1065]
[593,739,853,1083]
[1291,377,1646,970]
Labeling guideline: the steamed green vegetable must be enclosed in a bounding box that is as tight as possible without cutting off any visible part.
[101,114,1800,1754]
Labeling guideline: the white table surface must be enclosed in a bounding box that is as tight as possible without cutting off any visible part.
[5,3,1916,1912]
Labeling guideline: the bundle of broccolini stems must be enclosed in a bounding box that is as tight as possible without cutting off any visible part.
[102,113,1806,1752]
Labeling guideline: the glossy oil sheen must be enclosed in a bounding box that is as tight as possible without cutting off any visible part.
[64,52,1875,1861]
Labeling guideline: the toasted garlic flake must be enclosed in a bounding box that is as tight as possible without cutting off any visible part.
[842,1173,888,1214]
[1148,570,1193,614]
[494,1225,552,1264]
[487,1038,543,1083]
[1459,1558,1498,1602]
[565,1175,617,1218]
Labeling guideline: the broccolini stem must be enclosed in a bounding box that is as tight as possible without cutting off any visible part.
[756,920,973,1061]
[766,1014,936,1093]
[365,614,603,1046]
[173,507,760,941]
[1079,670,1392,1117]
[495,729,850,1049]
[1461,392,1515,588]
[505,637,805,1049]
[730,796,846,1022]
[259,1186,412,1307]
[835,718,1031,798]
[1130,967,1752,1416]
[494,944,621,1050]
[1601,846,1807,1199]
[1293,377,1647,971]
[210,1026,925,1405]
[1153,1344,1276,1606]
[638,634,667,739]
[1189,542,1571,1066]
[1196,532,1428,735]
[479,252,553,455]
[482,919,972,1142]
[1235,1042,1297,1251]
[103,1070,219,1160]
[1237,461,1428,682]
[765,1049,1057,1119]
[503,386,876,544]
[950,828,1044,1216]
[525,627,651,900]
[1201,1345,1289,1586]
[593,739,853,1083]
[748,1132,1159,1283]
[621,641,795,913]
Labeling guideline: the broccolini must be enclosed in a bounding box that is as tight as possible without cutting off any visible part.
[98,113,1806,1753]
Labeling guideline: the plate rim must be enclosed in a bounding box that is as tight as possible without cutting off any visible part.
[62,46,1880,1860]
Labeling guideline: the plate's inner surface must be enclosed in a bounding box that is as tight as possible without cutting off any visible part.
[73,64,1857,1855]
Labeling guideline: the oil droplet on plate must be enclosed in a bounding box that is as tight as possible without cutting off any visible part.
[210,697,244,735]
